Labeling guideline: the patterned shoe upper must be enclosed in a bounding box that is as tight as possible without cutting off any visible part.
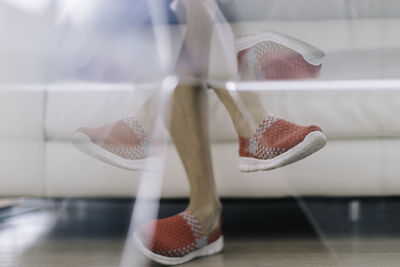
[239,114,322,160]
[237,40,322,80]
[136,211,222,258]
[77,117,149,160]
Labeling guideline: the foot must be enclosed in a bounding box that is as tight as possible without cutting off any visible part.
[134,210,223,265]
[238,114,326,172]
[72,117,151,170]
[237,32,324,80]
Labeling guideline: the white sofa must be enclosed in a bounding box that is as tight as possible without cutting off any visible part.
[2,1,400,199]
[3,68,400,199]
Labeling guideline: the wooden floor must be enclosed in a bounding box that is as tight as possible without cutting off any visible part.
[2,198,400,267]
[0,198,19,208]
[7,236,400,267]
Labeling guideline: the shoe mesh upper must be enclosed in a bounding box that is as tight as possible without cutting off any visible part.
[77,117,148,160]
[238,40,322,80]
[240,114,322,159]
[136,210,222,258]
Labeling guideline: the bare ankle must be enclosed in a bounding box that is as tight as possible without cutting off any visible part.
[187,201,222,235]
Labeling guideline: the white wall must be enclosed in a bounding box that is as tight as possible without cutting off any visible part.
[1,0,400,84]
[219,0,400,21]
[0,3,53,83]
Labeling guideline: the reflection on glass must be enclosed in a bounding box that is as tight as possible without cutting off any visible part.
[1,0,400,266]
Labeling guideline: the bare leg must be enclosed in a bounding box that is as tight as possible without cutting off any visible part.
[213,87,267,139]
[132,82,267,144]
[133,90,162,135]
[169,83,221,234]
[175,0,267,140]
[165,0,225,234]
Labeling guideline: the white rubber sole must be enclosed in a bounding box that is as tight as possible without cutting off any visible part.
[72,132,155,171]
[236,31,325,66]
[239,131,326,172]
[133,233,224,266]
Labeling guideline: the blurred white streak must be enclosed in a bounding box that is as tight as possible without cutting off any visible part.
[3,0,50,14]
[225,82,237,91]
[119,77,178,267]
[214,79,400,92]
[147,0,175,74]
[171,0,237,80]
[56,0,100,28]
[0,208,57,265]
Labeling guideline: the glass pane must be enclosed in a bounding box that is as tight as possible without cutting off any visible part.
[1,0,400,266]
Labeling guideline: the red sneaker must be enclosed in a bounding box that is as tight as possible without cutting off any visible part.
[236,31,325,80]
[239,114,326,172]
[72,117,151,170]
[134,211,223,265]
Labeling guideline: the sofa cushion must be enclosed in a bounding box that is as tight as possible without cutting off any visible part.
[45,139,385,198]
[230,19,400,53]
[44,82,158,141]
[0,85,44,140]
[45,79,400,142]
[0,86,45,197]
